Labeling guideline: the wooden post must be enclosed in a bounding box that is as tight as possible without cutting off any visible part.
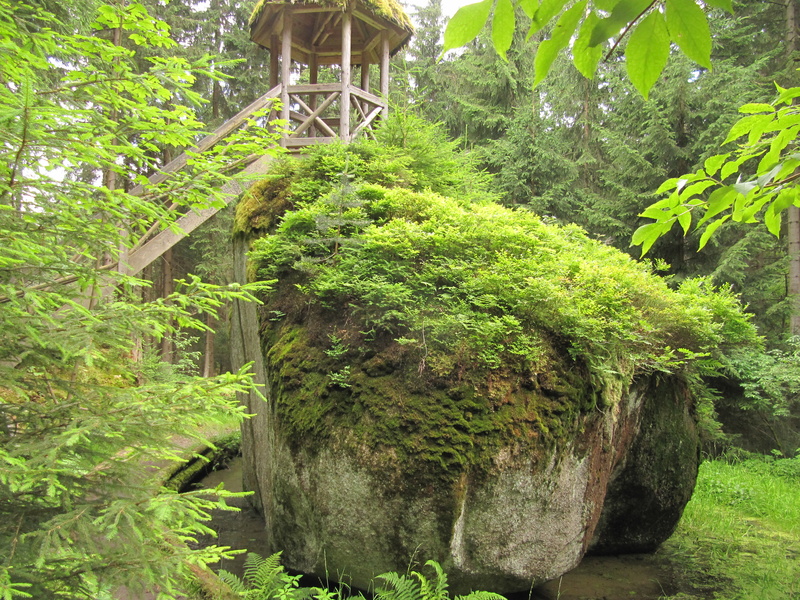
[269,35,279,89]
[360,61,370,94]
[380,31,390,120]
[340,2,353,142]
[309,52,318,137]
[280,9,293,143]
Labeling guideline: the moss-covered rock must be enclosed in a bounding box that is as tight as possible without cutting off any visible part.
[229,137,758,593]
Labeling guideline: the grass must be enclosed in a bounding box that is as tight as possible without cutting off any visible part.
[658,452,800,599]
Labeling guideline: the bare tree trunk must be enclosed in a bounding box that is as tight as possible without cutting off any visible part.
[203,312,216,378]
[786,0,800,335]
[161,248,174,363]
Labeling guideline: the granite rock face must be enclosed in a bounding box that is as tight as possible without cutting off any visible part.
[230,240,699,593]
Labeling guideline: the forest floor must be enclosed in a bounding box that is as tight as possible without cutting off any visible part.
[535,454,800,600]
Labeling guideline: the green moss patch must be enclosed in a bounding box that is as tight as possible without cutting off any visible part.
[237,127,759,482]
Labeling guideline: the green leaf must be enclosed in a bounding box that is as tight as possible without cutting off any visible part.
[573,12,604,79]
[704,0,733,13]
[530,0,569,37]
[665,0,712,68]
[739,192,775,224]
[443,0,493,53]
[632,220,673,256]
[720,154,753,180]
[492,0,516,60]
[518,0,540,19]
[625,10,670,99]
[722,115,772,146]
[590,0,653,47]
[764,203,783,236]
[677,207,692,235]
[655,177,681,194]
[696,185,737,228]
[533,0,587,87]
[698,215,730,250]
[703,153,730,178]
[739,103,776,114]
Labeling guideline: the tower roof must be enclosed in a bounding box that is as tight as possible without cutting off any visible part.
[249,0,414,65]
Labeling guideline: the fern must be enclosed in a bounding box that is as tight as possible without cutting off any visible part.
[223,555,504,600]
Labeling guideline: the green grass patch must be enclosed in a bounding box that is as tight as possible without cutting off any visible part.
[660,454,800,599]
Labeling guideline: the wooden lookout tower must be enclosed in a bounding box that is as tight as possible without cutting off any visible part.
[119,0,411,275]
[248,0,413,151]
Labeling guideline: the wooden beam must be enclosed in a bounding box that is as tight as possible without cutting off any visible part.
[350,85,383,108]
[360,61,370,94]
[340,3,352,142]
[289,92,339,137]
[280,9,292,139]
[128,85,280,199]
[309,52,318,137]
[311,10,337,46]
[123,155,277,275]
[315,12,341,48]
[285,137,335,147]
[269,35,279,88]
[380,31,389,120]
[287,83,341,94]
[352,104,383,137]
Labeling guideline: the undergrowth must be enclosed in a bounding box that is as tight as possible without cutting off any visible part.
[659,453,800,599]
[218,553,505,600]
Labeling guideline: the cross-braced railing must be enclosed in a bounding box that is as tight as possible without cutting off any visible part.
[282,82,386,151]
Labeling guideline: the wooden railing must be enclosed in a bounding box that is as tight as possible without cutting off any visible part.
[119,81,385,274]
[283,82,386,150]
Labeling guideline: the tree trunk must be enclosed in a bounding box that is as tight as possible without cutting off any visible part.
[161,248,174,363]
[787,0,800,335]
[203,312,216,377]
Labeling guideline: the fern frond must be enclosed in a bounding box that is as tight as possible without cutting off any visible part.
[375,571,422,600]
[421,560,448,600]
[217,569,248,594]
[455,591,506,600]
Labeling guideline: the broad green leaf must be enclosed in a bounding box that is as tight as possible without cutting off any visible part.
[723,114,773,145]
[533,1,586,88]
[764,189,798,235]
[764,202,783,236]
[595,0,623,11]
[665,0,712,68]
[739,193,775,224]
[703,153,730,178]
[776,85,800,105]
[698,215,730,250]
[655,177,681,194]
[696,185,737,228]
[518,0,540,19]
[773,158,800,183]
[443,0,493,53]
[677,207,691,235]
[529,0,569,37]
[704,0,733,13]
[756,164,783,189]
[758,125,800,174]
[492,0,516,60]
[590,0,653,47]
[573,12,604,79]
[720,154,753,180]
[739,103,776,114]
[679,179,717,202]
[625,10,670,99]
[632,220,673,256]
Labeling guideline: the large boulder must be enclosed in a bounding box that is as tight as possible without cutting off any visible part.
[229,146,755,593]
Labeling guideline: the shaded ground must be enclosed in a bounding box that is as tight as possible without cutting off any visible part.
[530,555,677,600]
